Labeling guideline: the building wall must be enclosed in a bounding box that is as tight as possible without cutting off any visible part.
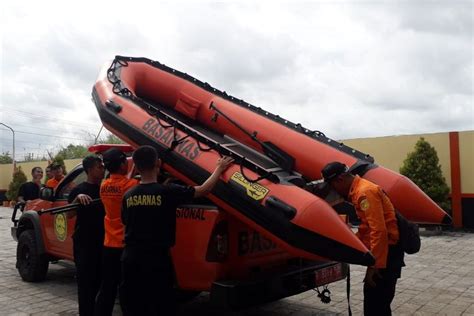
[343,131,473,194]
[343,130,473,228]
[1,131,472,226]
[343,132,452,188]
[459,131,474,194]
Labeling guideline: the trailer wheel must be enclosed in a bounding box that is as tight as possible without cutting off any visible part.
[16,230,49,282]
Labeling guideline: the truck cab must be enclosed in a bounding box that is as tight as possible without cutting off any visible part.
[11,144,348,308]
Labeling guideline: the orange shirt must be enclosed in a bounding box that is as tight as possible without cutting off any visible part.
[100,174,138,248]
[46,176,64,189]
[349,175,399,268]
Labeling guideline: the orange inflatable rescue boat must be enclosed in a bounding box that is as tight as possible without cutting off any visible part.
[92,56,448,265]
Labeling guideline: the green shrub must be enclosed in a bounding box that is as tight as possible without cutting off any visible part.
[400,137,451,211]
[6,167,27,202]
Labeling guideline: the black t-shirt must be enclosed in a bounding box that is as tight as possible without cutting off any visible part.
[18,182,41,201]
[68,182,105,244]
[122,183,195,248]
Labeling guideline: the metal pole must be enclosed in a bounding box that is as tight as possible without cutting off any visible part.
[94,125,104,144]
[0,122,15,174]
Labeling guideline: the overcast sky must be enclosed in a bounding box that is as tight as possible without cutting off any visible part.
[1,0,472,161]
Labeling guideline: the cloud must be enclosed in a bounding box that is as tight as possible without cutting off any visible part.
[0,0,472,160]
[396,1,473,37]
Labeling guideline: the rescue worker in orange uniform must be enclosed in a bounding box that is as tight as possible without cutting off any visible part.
[46,163,65,189]
[95,148,138,315]
[321,161,404,316]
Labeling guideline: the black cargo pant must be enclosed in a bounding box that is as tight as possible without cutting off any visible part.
[94,247,123,316]
[73,238,102,316]
[363,245,405,316]
[120,246,175,316]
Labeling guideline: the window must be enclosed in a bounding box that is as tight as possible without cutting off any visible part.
[56,170,87,200]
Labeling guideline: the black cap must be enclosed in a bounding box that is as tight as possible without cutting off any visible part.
[321,162,349,182]
[102,148,126,167]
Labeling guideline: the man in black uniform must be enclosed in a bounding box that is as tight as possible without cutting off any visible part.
[120,145,233,315]
[67,155,105,316]
[18,167,43,202]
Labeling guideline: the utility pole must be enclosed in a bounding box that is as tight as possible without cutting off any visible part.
[0,122,15,174]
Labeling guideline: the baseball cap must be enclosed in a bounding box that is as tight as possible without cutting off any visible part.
[102,148,126,167]
[321,162,349,182]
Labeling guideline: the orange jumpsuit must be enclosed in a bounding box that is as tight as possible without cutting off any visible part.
[46,176,64,189]
[100,174,139,248]
[96,173,138,315]
[348,175,399,269]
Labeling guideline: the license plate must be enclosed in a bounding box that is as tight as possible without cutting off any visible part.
[315,263,344,286]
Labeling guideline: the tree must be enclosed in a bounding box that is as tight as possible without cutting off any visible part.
[6,167,27,202]
[56,144,89,160]
[400,137,451,211]
[97,133,125,144]
[0,152,13,164]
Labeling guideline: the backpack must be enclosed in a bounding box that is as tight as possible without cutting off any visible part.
[396,211,421,254]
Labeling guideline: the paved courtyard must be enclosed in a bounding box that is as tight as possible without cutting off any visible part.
[1,206,473,315]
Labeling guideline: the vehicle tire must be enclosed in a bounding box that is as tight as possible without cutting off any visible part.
[16,230,49,282]
[175,289,201,303]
